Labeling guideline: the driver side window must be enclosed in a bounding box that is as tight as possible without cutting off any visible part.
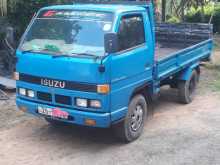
[118,14,145,52]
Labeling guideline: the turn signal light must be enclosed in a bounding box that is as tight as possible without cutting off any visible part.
[18,106,28,113]
[97,84,110,94]
[13,72,19,80]
[85,119,96,126]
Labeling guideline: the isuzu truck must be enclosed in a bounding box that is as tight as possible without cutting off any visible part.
[15,0,213,142]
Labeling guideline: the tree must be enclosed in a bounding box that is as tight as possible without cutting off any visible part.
[0,0,7,16]
[7,0,73,38]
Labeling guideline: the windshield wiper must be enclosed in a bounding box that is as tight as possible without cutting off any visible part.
[71,53,99,58]
[21,50,99,59]
[21,48,54,54]
[21,49,61,56]
[21,49,39,54]
[52,54,71,58]
[76,53,96,57]
[51,53,96,59]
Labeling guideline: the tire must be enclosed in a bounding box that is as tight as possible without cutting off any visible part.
[170,82,178,89]
[178,70,199,104]
[113,94,147,143]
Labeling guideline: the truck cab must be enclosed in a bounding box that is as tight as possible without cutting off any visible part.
[16,1,213,142]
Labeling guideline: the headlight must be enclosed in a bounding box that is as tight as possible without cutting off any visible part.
[19,88,26,96]
[76,98,88,108]
[90,100,101,108]
[18,88,35,98]
[27,90,35,98]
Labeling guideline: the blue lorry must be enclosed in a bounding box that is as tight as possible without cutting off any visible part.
[15,1,213,142]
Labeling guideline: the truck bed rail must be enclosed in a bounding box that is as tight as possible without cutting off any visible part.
[156,23,213,48]
[155,39,213,80]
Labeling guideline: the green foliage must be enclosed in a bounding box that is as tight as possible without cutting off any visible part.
[214,35,220,50]
[214,4,220,33]
[7,0,73,39]
[167,16,181,23]
[204,58,220,92]
[206,63,220,92]
[185,3,220,33]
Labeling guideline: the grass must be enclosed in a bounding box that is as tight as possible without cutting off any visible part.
[204,36,220,92]
[204,62,220,92]
[212,75,220,91]
[203,62,220,92]
[214,34,220,50]
[213,82,220,91]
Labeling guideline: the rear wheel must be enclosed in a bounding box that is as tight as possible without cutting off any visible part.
[113,94,147,142]
[178,70,199,104]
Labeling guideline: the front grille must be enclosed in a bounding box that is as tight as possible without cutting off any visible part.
[37,92,52,102]
[19,73,97,92]
[55,94,72,105]
[36,91,72,106]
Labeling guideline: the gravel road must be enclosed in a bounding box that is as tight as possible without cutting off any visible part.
[0,52,219,165]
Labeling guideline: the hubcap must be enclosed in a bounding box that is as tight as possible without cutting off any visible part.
[130,104,144,132]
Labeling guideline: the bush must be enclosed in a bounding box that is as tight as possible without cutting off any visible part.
[213,4,220,33]
[167,16,181,23]
[185,3,220,33]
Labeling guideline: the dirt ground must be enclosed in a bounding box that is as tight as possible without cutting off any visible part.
[0,51,220,165]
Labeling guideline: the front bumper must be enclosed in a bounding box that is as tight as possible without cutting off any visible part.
[16,98,111,128]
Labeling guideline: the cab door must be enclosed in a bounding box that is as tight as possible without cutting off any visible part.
[110,12,154,121]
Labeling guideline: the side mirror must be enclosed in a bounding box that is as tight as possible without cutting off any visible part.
[5,27,15,47]
[104,33,118,54]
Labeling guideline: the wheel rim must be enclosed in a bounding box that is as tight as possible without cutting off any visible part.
[189,75,196,95]
[130,104,144,132]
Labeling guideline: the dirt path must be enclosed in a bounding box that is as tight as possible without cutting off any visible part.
[0,51,220,165]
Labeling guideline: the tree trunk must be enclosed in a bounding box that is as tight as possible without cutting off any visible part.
[0,0,7,16]
[162,0,166,22]
[201,0,205,22]
[181,3,185,21]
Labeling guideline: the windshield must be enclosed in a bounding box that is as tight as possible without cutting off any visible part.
[19,10,114,57]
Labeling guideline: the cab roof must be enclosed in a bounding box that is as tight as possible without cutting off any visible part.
[41,4,147,14]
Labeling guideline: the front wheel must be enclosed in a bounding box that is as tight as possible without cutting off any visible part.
[178,70,199,104]
[113,94,147,143]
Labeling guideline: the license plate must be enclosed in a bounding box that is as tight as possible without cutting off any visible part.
[38,106,69,119]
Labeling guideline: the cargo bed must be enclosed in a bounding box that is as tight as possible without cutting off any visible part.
[155,47,181,60]
[154,23,213,81]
